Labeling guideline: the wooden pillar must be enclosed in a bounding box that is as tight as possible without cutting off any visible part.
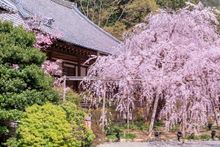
[102,83,106,132]
[78,59,81,77]
[63,75,66,101]
[46,51,52,60]
[76,58,81,91]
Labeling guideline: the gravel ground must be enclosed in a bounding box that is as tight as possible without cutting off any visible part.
[98,141,220,147]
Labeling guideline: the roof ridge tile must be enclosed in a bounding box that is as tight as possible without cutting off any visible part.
[51,0,76,9]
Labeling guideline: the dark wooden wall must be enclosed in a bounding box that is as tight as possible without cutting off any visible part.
[45,40,105,91]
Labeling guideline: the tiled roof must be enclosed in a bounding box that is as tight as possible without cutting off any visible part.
[0,12,26,27]
[0,0,17,13]
[0,0,120,54]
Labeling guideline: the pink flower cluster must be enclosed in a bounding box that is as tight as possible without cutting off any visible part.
[25,16,63,86]
[42,60,63,86]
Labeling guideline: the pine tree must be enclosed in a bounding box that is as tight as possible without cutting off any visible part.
[0,21,58,142]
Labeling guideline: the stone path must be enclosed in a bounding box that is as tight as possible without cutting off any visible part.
[98,141,220,147]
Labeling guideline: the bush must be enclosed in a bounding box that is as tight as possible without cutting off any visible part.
[7,102,95,147]
[61,102,95,146]
[55,87,81,105]
[12,103,79,146]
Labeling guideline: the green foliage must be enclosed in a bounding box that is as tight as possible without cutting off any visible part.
[70,0,158,39]
[0,126,8,134]
[61,102,95,146]
[201,0,220,8]
[0,21,58,141]
[154,120,164,127]
[104,21,127,39]
[106,120,149,136]
[123,0,158,27]
[186,133,211,140]
[170,124,180,132]
[156,0,186,10]
[199,134,210,140]
[69,0,205,38]
[106,133,136,141]
[5,137,17,147]
[122,133,136,139]
[186,133,199,140]
[55,87,81,105]
[106,134,117,141]
[12,103,80,147]
[7,102,95,147]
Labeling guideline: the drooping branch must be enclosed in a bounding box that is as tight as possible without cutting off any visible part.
[82,3,220,134]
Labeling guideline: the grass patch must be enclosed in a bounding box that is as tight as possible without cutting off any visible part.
[186,134,211,140]
[106,133,136,141]
[121,133,136,139]
[107,120,149,134]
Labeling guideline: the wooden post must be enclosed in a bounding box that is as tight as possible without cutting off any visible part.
[63,75,66,102]
[101,83,106,132]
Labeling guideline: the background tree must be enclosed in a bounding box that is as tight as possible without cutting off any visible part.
[156,0,187,10]
[0,21,58,142]
[69,0,158,39]
[202,0,220,9]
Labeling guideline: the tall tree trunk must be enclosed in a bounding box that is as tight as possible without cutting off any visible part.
[148,90,160,135]
[211,100,219,128]
[182,113,186,137]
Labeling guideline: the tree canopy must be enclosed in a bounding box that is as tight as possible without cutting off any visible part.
[69,0,158,39]
[82,4,220,134]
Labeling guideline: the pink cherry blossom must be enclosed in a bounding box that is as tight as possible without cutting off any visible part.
[25,16,63,86]
[82,3,220,134]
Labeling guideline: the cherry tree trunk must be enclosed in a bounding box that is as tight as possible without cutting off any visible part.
[211,101,219,128]
[182,113,186,137]
[149,91,160,135]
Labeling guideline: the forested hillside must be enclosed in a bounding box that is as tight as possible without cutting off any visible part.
[68,0,219,39]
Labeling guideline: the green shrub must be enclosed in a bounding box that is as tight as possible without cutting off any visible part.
[106,123,125,135]
[132,120,149,131]
[7,103,95,147]
[12,103,80,147]
[55,87,81,105]
[61,102,95,146]
[106,134,117,141]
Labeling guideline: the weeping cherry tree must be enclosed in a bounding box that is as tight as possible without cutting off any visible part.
[82,3,220,135]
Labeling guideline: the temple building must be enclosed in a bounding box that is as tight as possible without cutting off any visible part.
[0,0,119,90]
